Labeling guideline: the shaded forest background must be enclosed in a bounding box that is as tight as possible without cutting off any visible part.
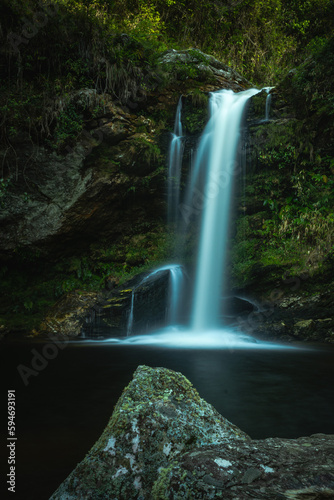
[1,0,334,102]
[0,0,334,333]
[1,0,333,154]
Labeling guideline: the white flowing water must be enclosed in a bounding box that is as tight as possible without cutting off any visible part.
[192,88,261,330]
[129,89,262,336]
[101,326,293,349]
[126,264,184,335]
[262,86,274,121]
[168,265,184,324]
[141,264,184,324]
[265,92,272,121]
[126,291,135,336]
[167,97,184,224]
[106,87,292,349]
[179,128,212,226]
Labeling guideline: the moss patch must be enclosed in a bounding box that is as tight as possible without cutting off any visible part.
[50,365,248,499]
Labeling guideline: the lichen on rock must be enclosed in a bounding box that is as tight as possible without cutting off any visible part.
[50,366,334,499]
[50,365,248,499]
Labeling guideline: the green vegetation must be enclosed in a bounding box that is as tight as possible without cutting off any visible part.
[52,103,84,151]
[0,0,333,331]
[183,91,209,135]
[232,117,334,287]
[0,225,170,330]
[230,43,334,290]
[1,0,333,153]
[0,178,12,207]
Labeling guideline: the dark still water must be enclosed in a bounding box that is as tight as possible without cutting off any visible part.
[1,339,334,500]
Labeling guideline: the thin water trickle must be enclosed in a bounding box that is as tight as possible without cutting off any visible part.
[143,264,184,325]
[168,265,184,324]
[168,97,184,225]
[126,264,185,335]
[126,291,135,336]
[265,92,272,121]
[262,86,274,122]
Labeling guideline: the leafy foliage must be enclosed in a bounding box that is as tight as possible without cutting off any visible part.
[53,103,84,150]
[0,0,334,329]
[0,0,332,152]
[183,91,209,135]
[0,178,12,207]
[232,146,334,286]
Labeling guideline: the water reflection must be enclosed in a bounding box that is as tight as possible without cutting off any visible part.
[1,340,333,500]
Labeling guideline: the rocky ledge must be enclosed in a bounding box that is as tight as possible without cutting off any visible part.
[243,278,334,344]
[50,365,334,499]
[41,267,171,339]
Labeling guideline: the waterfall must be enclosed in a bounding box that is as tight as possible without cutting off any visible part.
[126,291,135,336]
[140,264,184,325]
[127,89,259,335]
[168,265,184,325]
[83,87,290,349]
[167,97,184,224]
[265,92,271,121]
[263,87,274,121]
[191,88,261,330]
[126,264,184,335]
[104,86,289,348]
[127,96,186,336]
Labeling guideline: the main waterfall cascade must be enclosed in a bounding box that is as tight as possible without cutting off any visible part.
[96,87,289,348]
[191,88,261,330]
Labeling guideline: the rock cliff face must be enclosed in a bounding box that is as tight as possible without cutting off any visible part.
[0,50,249,260]
[1,44,333,342]
[42,268,171,338]
[0,49,253,336]
[0,93,166,258]
[229,74,334,343]
[50,366,334,499]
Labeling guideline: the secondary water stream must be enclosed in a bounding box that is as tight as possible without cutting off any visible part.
[167,96,184,225]
[126,264,185,335]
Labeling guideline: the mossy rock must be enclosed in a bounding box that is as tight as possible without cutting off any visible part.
[50,365,248,499]
[158,49,251,91]
[50,366,334,499]
[40,290,99,338]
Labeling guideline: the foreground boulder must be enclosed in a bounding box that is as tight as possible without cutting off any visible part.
[50,366,334,499]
